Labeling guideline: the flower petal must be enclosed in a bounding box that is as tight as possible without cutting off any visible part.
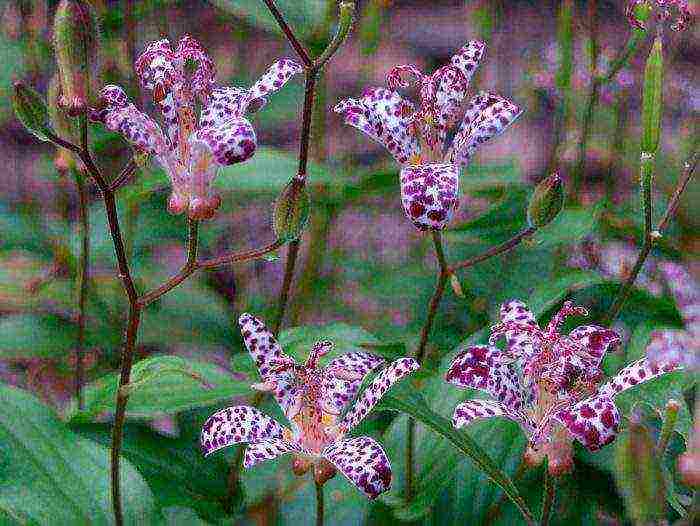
[567,325,622,370]
[194,117,257,166]
[322,436,392,499]
[598,357,683,399]
[243,437,303,469]
[450,40,486,85]
[199,86,250,128]
[175,35,216,100]
[248,58,303,106]
[554,394,620,451]
[452,399,533,433]
[490,299,541,360]
[134,38,178,97]
[450,91,522,168]
[91,85,168,156]
[200,405,283,457]
[239,313,301,418]
[321,352,386,416]
[339,357,419,432]
[334,87,420,164]
[399,163,459,230]
[445,345,523,411]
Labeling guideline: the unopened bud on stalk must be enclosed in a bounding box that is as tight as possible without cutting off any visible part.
[641,36,663,154]
[12,82,53,142]
[527,173,564,228]
[273,178,310,242]
[53,0,100,116]
[48,75,79,172]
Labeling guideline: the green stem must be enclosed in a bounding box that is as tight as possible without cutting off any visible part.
[656,399,680,456]
[315,480,325,526]
[73,168,90,410]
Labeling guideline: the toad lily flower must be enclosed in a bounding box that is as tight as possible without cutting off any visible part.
[334,40,521,230]
[445,300,683,475]
[200,313,419,498]
[90,35,302,220]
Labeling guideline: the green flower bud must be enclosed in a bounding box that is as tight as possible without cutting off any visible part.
[12,82,53,142]
[53,0,100,116]
[273,179,311,242]
[615,415,666,524]
[527,173,564,228]
[641,36,663,154]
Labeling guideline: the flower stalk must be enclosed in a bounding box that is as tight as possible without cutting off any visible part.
[73,168,89,410]
[540,468,556,526]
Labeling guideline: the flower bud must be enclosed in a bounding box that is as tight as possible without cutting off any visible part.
[641,36,663,154]
[614,416,666,524]
[12,82,53,142]
[449,272,464,298]
[53,0,100,116]
[48,74,79,171]
[273,178,310,242]
[527,173,564,228]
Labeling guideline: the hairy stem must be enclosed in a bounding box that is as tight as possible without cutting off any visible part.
[605,151,698,324]
[73,169,90,410]
[449,226,537,274]
[540,470,556,526]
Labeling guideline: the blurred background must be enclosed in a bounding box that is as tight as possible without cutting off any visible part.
[0,1,698,524]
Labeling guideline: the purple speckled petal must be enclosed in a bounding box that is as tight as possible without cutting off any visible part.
[200,405,283,457]
[567,325,621,370]
[489,299,541,361]
[452,399,533,434]
[321,352,386,416]
[339,357,420,432]
[194,117,257,166]
[598,357,683,399]
[451,91,522,168]
[554,393,620,451]
[90,85,168,156]
[175,34,216,100]
[248,58,303,105]
[239,313,301,418]
[243,437,303,469]
[449,40,485,85]
[445,345,523,412]
[199,86,250,128]
[334,87,420,165]
[399,163,459,231]
[322,436,392,499]
[134,38,178,99]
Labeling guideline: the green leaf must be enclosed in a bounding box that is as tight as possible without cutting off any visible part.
[12,82,53,142]
[0,313,78,359]
[67,356,251,423]
[377,384,534,524]
[527,270,606,315]
[0,385,156,524]
[530,204,602,248]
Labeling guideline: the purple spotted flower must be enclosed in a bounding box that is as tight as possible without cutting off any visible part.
[200,313,419,499]
[90,35,302,220]
[627,1,692,32]
[334,41,521,230]
[445,299,683,475]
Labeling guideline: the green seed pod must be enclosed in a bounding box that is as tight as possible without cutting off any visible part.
[615,416,666,524]
[527,173,564,228]
[273,179,311,242]
[12,82,53,142]
[641,36,663,154]
[53,0,100,116]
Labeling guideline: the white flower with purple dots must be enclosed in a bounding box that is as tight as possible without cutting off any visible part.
[200,313,419,499]
[90,35,302,220]
[334,41,521,231]
[445,299,683,475]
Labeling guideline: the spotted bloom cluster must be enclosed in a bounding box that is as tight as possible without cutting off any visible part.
[334,41,521,230]
[445,299,683,475]
[200,313,419,499]
[627,0,692,32]
[90,35,302,220]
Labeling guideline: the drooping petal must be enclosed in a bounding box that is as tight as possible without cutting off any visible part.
[450,40,486,86]
[243,437,303,469]
[322,436,392,499]
[247,58,303,107]
[386,64,424,90]
[238,313,301,418]
[452,399,533,433]
[200,405,283,457]
[134,38,178,99]
[194,117,257,166]
[445,345,523,411]
[554,393,620,451]
[334,87,420,165]
[598,357,683,399]
[566,325,621,370]
[321,352,386,416]
[450,91,522,168]
[199,86,251,127]
[339,357,420,432]
[490,299,541,361]
[399,162,459,230]
[90,85,168,156]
